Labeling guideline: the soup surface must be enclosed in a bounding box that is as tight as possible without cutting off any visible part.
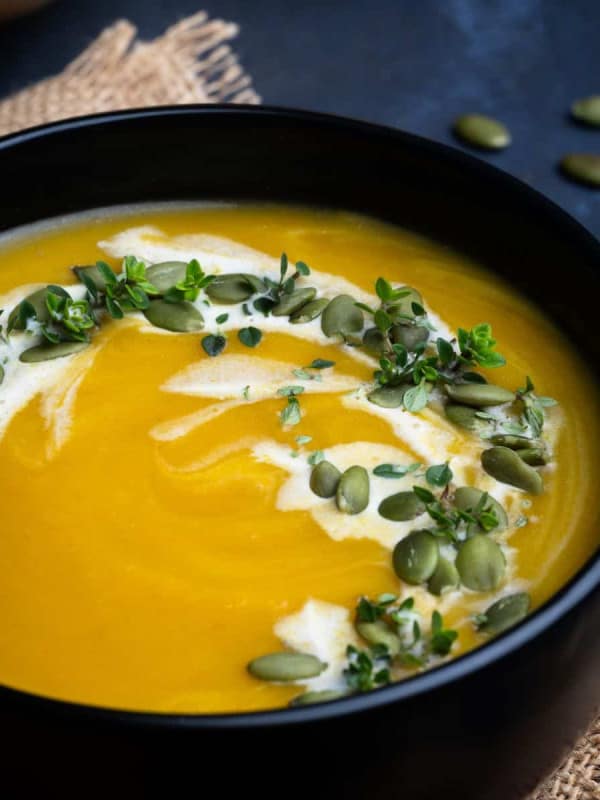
[0,204,597,713]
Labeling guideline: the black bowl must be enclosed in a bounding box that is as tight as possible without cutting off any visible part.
[1,106,599,799]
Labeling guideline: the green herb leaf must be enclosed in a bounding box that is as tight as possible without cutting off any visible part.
[216,313,229,325]
[277,385,305,397]
[238,326,262,348]
[201,334,226,357]
[403,380,429,412]
[280,396,301,426]
[295,261,310,276]
[308,449,325,465]
[425,463,453,487]
[373,462,421,478]
[295,434,312,446]
[307,359,335,369]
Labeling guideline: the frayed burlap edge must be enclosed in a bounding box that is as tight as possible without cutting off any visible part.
[0,10,597,799]
[0,10,259,136]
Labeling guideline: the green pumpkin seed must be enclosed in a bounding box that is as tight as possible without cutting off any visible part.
[73,264,109,292]
[481,446,543,494]
[290,297,329,324]
[0,364,4,385]
[248,652,327,682]
[378,491,425,522]
[388,286,423,323]
[19,340,89,363]
[272,287,317,317]
[321,295,364,338]
[336,465,370,514]
[445,383,515,407]
[290,689,349,707]
[490,434,536,450]
[206,274,257,304]
[241,274,266,293]
[145,261,187,293]
[445,403,491,433]
[571,95,600,128]
[8,285,70,330]
[143,299,204,332]
[517,448,547,467]
[390,324,430,351]
[453,486,508,532]
[477,592,531,635]
[368,384,408,408]
[362,327,386,355]
[355,620,401,656]
[393,530,439,584]
[310,460,341,498]
[560,154,600,188]
[427,557,460,596]
[453,114,511,150]
[455,534,506,592]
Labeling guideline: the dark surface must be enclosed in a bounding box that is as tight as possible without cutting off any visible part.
[0,0,598,236]
[1,107,600,799]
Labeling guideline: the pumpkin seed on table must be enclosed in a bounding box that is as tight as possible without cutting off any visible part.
[19,340,89,362]
[445,383,515,407]
[453,114,512,150]
[560,154,600,188]
[481,446,543,495]
[427,557,460,596]
[390,323,429,351]
[290,689,349,707]
[356,619,401,656]
[453,486,508,532]
[378,491,425,522]
[336,465,369,514]
[393,529,439,584]
[272,287,317,317]
[8,285,70,330]
[444,403,492,434]
[248,652,327,682]
[571,95,600,128]
[310,460,341,498]
[321,295,364,338]
[477,592,531,635]
[143,299,204,332]
[368,384,408,408]
[206,273,258,304]
[290,297,329,324]
[144,261,187,293]
[455,534,506,592]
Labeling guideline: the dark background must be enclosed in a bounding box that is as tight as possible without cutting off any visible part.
[1,0,598,237]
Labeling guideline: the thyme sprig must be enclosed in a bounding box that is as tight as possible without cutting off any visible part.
[253,253,311,315]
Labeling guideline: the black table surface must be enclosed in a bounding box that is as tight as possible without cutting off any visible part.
[1,0,598,237]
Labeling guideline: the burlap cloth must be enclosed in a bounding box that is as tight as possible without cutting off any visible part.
[0,9,597,799]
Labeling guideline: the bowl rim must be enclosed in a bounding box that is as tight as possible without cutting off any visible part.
[0,103,599,730]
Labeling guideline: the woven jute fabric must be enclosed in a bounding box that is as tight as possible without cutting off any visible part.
[0,10,597,799]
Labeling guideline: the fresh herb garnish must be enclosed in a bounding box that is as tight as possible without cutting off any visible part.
[238,326,262,348]
[307,358,335,369]
[215,313,229,325]
[201,334,226,357]
[97,257,159,319]
[163,259,214,304]
[280,396,301,426]
[295,434,312,446]
[343,645,391,692]
[277,385,305,397]
[430,610,459,656]
[242,385,251,400]
[307,450,325,465]
[373,462,421,478]
[425,463,453,488]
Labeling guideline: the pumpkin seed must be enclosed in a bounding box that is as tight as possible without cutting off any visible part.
[481,446,543,494]
[571,95,600,128]
[248,652,327,682]
[145,261,187,293]
[390,323,430,351]
[490,434,537,450]
[19,340,89,362]
[290,689,349,707]
[455,534,506,592]
[517,448,547,466]
[8,285,70,330]
[272,287,317,317]
[388,286,423,323]
[290,297,329,324]
[445,383,515,407]
[242,274,266,293]
[427,557,460,596]
[393,529,439,584]
[0,364,4,385]
[453,114,511,150]
[560,154,600,188]
[143,299,204,332]
[73,264,109,292]
[378,491,426,521]
[336,465,370,514]
[368,384,407,408]
[453,486,508,532]
[355,620,401,656]
[310,460,341,498]
[206,274,257,304]
[445,403,491,433]
[362,327,386,355]
[477,592,531,635]
[321,295,364,338]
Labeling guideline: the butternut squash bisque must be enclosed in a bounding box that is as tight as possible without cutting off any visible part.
[0,204,597,713]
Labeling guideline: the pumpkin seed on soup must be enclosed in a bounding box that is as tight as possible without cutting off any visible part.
[445,383,515,407]
[310,460,341,498]
[453,114,511,150]
[272,287,317,317]
[143,299,204,332]
[321,295,364,338]
[19,340,89,362]
[206,273,257,304]
[378,491,425,521]
[248,652,327,681]
[477,592,531,635]
[427,557,460,596]
[144,261,188,293]
[455,534,506,592]
[481,446,543,494]
[290,689,349,707]
[290,297,329,324]
[393,530,439,584]
[336,465,369,514]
